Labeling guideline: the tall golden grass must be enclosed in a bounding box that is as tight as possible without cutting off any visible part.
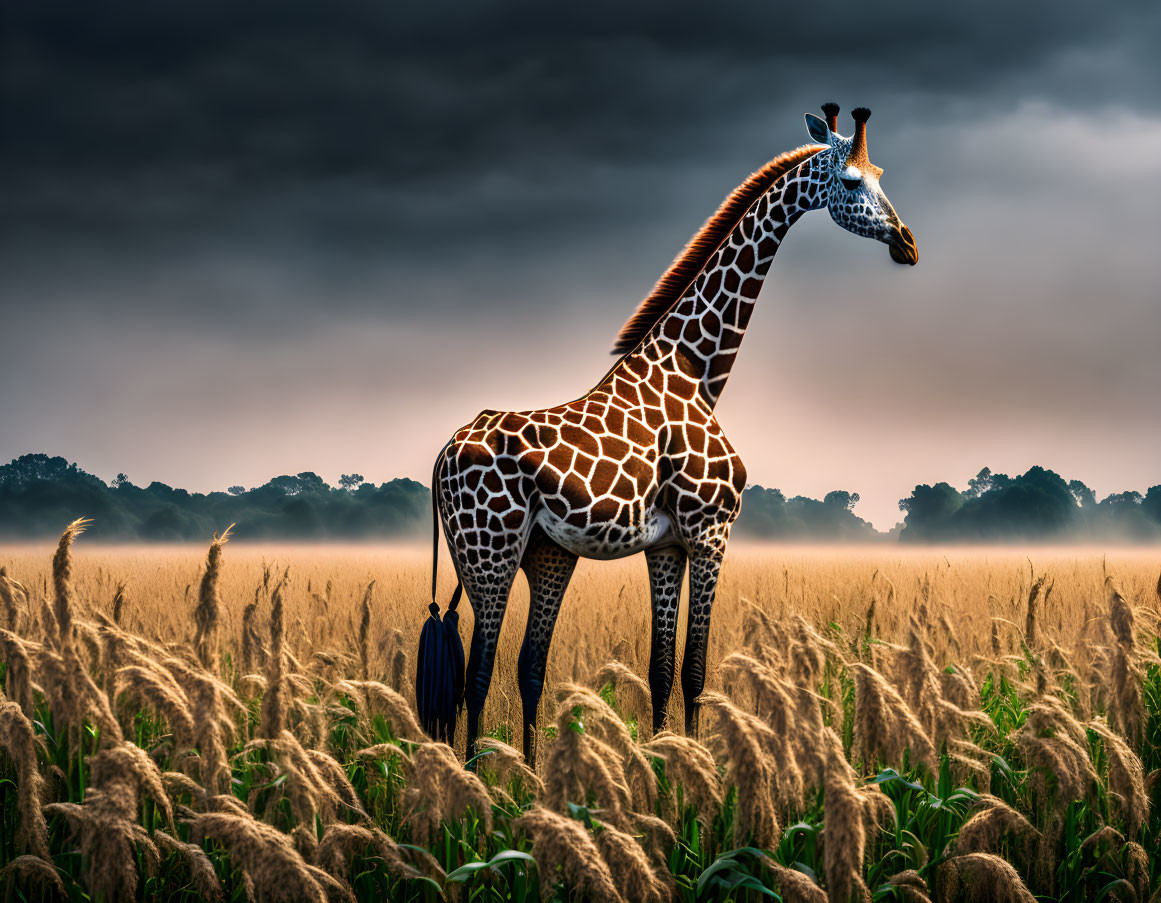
[0,532,1159,901]
[4,541,1158,739]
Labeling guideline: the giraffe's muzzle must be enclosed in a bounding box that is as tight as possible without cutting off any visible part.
[888,224,918,266]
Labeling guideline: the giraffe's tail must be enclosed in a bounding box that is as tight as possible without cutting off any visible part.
[430,440,461,605]
[431,446,444,603]
[421,442,465,741]
[431,457,439,604]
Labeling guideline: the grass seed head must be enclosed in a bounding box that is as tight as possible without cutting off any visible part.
[258,575,289,738]
[476,735,544,794]
[338,679,427,741]
[698,692,781,849]
[315,823,419,883]
[0,629,36,718]
[156,829,224,901]
[952,795,1039,868]
[403,741,493,842]
[1105,578,1134,650]
[1088,718,1148,840]
[823,741,870,903]
[0,855,67,898]
[193,526,232,673]
[594,822,671,903]
[114,663,196,749]
[193,811,331,903]
[763,859,827,902]
[851,662,937,774]
[51,518,89,650]
[934,853,1037,902]
[515,806,624,903]
[1023,574,1050,652]
[594,660,653,735]
[357,580,374,679]
[884,870,932,903]
[0,701,50,859]
[0,566,23,631]
[553,683,657,815]
[641,730,722,825]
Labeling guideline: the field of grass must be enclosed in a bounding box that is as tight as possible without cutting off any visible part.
[1,525,1160,901]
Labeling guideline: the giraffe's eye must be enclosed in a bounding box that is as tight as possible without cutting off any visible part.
[839,165,862,192]
[840,176,861,191]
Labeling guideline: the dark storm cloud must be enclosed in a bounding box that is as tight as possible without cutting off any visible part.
[2,0,1157,270]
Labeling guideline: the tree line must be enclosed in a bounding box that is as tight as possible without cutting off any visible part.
[0,454,1158,543]
[897,466,1161,542]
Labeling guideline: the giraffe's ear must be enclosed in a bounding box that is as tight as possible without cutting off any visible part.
[804,113,831,145]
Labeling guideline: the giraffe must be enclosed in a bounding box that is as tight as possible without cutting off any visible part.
[430,104,918,763]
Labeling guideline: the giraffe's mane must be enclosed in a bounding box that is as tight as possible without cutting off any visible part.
[610,142,827,356]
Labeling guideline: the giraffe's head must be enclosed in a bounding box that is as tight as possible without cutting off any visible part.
[804,103,918,266]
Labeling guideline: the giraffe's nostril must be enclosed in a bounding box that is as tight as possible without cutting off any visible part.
[889,225,918,265]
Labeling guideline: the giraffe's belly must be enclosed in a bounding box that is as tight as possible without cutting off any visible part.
[533,507,677,561]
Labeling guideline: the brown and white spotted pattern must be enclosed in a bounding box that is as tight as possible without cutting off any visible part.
[431,106,918,761]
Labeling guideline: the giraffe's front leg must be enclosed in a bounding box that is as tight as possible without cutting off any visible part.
[681,551,723,737]
[645,545,687,734]
[517,533,577,768]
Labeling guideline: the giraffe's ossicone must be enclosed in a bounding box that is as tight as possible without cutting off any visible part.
[428,105,917,764]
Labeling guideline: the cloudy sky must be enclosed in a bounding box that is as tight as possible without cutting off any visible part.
[2,1,1159,529]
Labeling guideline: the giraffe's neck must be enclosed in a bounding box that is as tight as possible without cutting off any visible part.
[615,153,826,409]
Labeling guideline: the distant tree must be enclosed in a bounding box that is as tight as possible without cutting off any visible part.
[1099,491,1143,507]
[823,490,860,511]
[0,454,89,488]
[1095,490,1154,540]
[898,482,963,541]
[111,473,130,489]
[227,485,247,496]
[1143,486,1161,525]
[338,473,365,492]
[295,472,327,493]
[267,475,303,495]
[735,486,876,541]
[964,467,993,499]
[265,472,328,496]
[1068,479,1096,508]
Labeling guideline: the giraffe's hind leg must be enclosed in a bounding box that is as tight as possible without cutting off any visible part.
[517,529,578,767]
[451,532,526,761]
[645,545,687,733]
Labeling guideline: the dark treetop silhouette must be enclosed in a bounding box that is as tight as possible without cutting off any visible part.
[2,455,1158,545]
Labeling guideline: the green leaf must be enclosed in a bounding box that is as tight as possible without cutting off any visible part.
[486,850,536,867]
[1094,879,1135,902]
[696,847,775,899]
[870,769,925,794]
[567,802,598,828]
[731,875,781,899]
[464,747,495,770]
[248,773,288,793]
[407,876,445,895]
[445,861,494,883]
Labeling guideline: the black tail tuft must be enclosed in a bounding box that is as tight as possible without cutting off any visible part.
[415,584,466,743]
